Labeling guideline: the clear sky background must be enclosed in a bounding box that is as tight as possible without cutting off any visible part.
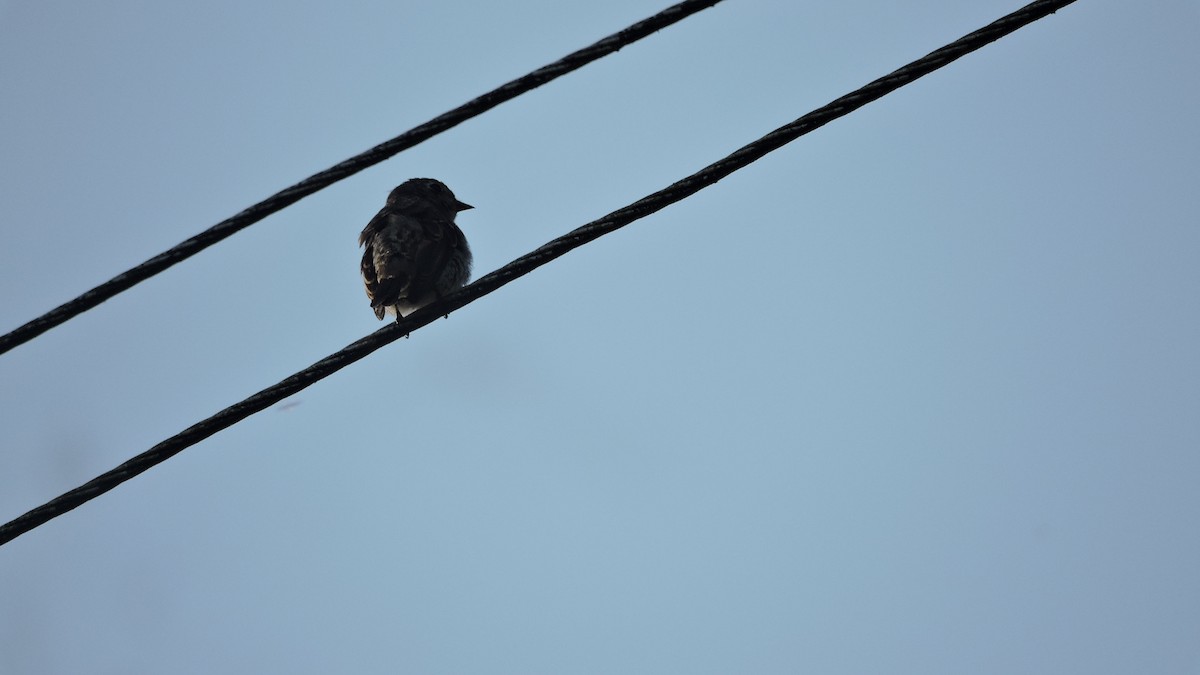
[1,1,1198,673]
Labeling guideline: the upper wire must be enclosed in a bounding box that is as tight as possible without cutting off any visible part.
[0,0,725,357]
[0,0,1080,547]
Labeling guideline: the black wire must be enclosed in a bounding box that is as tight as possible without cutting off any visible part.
[0,0,725,357]
[0,0,1079,547]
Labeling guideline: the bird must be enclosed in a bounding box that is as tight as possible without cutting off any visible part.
[358,178,474,322]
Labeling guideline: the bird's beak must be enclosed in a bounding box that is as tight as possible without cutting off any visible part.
[455,200,474,212]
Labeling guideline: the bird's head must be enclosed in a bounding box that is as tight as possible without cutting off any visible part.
[387,178,473,221]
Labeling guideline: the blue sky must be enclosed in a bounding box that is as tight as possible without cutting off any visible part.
[2,1,1198,673]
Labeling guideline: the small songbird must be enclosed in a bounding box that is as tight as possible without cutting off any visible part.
[359,178,474,321]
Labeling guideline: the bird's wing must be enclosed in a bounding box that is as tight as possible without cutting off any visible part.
[360,209,426,318]
[359,243,388,320]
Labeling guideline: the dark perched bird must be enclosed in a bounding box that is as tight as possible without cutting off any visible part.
[359,178,474,321]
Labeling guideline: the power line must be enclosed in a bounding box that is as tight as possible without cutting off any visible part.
[0,0,724,357]
[0,0,1080,547]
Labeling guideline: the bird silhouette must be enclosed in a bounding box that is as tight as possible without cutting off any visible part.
[359,178,473,321]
